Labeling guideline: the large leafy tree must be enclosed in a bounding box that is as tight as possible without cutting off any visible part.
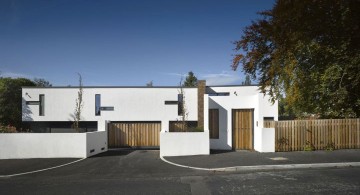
[0,77,36,129]
[232,0,360,118]
[34,78,52,87]
[183,71,198,87]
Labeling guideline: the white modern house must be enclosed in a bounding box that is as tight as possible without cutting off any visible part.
[0,81,278,159]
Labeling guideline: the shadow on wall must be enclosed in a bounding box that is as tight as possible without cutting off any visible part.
[209,98,231,150]
[22,97,33,121]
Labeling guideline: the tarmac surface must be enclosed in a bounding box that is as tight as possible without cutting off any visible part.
[0,149,359,194]
[164,149,360,169]
[1,149,360,176]
[0,158,80,176]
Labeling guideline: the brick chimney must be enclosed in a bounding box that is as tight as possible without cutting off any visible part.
[197,80,206,128]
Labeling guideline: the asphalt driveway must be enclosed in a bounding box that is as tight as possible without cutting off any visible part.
[2,149,360,177]
[0,158,80,176]
[0,149,202,178]
[1,149,360,194]
[165,149,360,169]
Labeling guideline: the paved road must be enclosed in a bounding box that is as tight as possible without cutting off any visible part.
[0,150,359,194]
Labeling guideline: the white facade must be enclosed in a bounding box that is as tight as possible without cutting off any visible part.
[0,131,107,159]
[20,84,278,157]
[207,86,278,151]
[22,87,198,131]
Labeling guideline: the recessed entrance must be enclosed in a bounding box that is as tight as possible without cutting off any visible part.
[232,109,254,150]
[108,122,160,148]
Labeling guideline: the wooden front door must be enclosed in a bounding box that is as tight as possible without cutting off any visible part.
[108,122,160,148]
[232,109,254,150]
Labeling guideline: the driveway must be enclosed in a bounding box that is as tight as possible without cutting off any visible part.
[1,149,360,194]
[0,149,203,178]
[164,149,360,169]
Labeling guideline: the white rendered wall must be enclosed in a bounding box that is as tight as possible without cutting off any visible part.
[86,131,108,157]
[256,128,275,152]
[0,132,107,159]
[22,87,198,131]
[160,132,210,156]
[207,86,277,151]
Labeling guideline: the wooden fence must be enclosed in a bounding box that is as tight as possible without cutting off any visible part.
[264,119,360,152]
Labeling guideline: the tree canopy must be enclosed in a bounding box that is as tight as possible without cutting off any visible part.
[183,71,198,87]
[0,77,36,129]
[232,0,360,118]
[34,78,52,87]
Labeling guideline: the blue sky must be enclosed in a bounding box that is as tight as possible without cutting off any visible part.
[0,0,274,86]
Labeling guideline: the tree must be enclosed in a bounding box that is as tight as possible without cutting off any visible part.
[34,78,52,87]
[0,77,35,129]
[73,73,83,132]
[232,0,360,118]
[242,74,251,86]
[183,71,198,87]
[178,77,189,132]
[146,80,153,87]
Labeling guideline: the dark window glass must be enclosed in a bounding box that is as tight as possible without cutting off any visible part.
[209,109,219,139]
[100,107,114,111]
[264,117,274,121]
[169,121,198,132]
[208,92,230,96]
[178,94,183,116]
[39,94,45,116]
[95,94,101,116]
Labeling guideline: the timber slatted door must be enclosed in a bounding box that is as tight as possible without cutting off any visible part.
[108,122,160,148]
[232,109,254,150]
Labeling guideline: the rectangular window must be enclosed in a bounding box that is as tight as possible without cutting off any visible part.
[169,121,198,132]
[100,107,114,111]
[209,109,219,139]
[208,92,230,96]
[39,94,45,116]
[178,94,183,116]
[264,117,274,121]
[95,94,101,116]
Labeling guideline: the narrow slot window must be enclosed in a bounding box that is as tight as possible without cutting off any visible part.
[95,94,101,116]
[209,109,219,139]
[39,94,45,116]
[178,94,183,116]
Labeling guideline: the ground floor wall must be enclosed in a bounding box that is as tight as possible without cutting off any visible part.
[0,131,107,159]
[160,131,210,156]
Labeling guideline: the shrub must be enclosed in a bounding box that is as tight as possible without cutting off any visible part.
[303,140,315,151]
[0,124,17,133]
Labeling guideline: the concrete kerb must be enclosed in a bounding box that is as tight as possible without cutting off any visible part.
[160,156,360,172]
[0,158,85,178]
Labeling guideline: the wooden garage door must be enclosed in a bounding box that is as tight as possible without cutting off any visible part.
[108,122,160,148]
[232,109,254,150]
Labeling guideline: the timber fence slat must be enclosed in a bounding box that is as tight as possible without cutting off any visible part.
[265,118,360,152]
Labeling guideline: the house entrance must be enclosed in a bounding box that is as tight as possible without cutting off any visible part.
[108,122,160,148]
[232,109,254,150]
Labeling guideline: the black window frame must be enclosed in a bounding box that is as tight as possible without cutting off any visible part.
[39,94,45,116]
[95,94,101,116]
[178,94,183,116]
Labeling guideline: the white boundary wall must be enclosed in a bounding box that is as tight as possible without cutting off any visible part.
[256,128,275,152]
[0,131,107,159]
[160,131,210,157]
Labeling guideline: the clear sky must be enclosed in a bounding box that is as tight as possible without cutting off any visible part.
[0,0,274,86]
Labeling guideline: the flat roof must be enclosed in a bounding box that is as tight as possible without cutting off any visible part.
[22,84,259,89]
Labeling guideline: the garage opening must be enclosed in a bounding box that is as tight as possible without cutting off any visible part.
[108,122,161,148]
